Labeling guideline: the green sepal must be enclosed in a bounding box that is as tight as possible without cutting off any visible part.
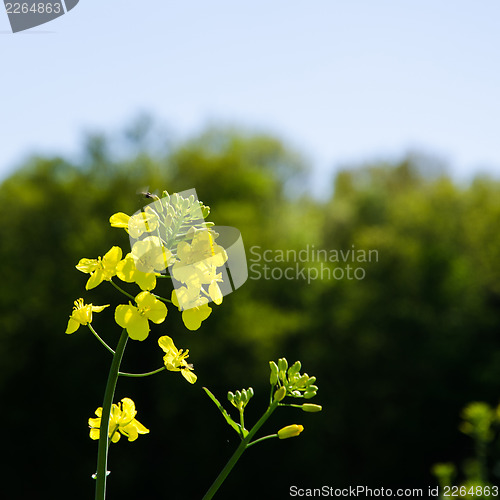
[203,387,248,438]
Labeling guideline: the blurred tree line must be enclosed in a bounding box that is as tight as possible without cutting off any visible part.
[2,119,500,499]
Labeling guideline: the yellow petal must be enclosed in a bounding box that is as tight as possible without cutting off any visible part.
[103,246,122,268]
[147,301,167,324]
[158,335,177,354]
[127,314,150,341]
[135,271,157,291]
[182,304,212,331]
[76,258,99,274]
[116,255,136,282]
[109,212,131,230]
[171,289,180,308]
[65,317,80,334]
[89,428,100,440]
[91,304,110,313]
[115,304,137,328]
[110,431,121,443]
[131,419,149,435]
[88,417,101,428]
[121,424,139,441]
[181,369,197,384]
[86,270,104,290]
[208,281,223,305]
[120,398,137,418]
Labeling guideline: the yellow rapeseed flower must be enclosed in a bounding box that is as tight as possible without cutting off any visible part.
[115,291,167,341]
[76,246,123,290]
[172,286,212,331]
[158,335,197,384]
[109,210,159,239]
[131,236,175,274]
[65,298,109,334]
[116,253,158,291]
[88,397,149,443]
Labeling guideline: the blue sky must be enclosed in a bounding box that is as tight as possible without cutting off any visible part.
[2,1,500,196]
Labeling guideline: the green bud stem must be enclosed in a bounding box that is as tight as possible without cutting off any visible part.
[239,408,245,432]
[118,366,166,378]
[95,329,128,500]
[152,293,173,304]
[109,279,136,301]
[87,324,115,355]
[202,400,280,500]
[246,434,278,448]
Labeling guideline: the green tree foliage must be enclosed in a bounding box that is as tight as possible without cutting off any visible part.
[2,123,500,498]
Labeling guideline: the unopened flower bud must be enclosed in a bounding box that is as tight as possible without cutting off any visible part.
[288,361,301,377]
[303,391,317,400]
[278,424,304,440]
[227,392,235,403]
[301,404,322,413]
[278,358,288,373]
[274,386,287,402]
[269,361,279,385]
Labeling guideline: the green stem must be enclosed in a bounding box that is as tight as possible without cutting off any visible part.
[109,279,136,301]
[95,329,128,500]
[119,366,166,378]
[239,408,245,433]
[152,293,172,304]
[88,324,115,355]
[202,401,279,500]
[247,434,278,448]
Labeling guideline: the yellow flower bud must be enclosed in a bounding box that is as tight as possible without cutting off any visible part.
[273,386,287,402]
[278,424,304,440]
[301,404,322,413]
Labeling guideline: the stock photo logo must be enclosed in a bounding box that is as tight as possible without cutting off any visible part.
[3,0,79,32]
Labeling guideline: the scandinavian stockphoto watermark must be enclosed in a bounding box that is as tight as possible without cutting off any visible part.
[249,245,379,284]
[3,0,79,33]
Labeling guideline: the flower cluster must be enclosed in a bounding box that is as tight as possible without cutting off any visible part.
[270,358,319,400]
[66,191,227,451]
[227,388,254,411]
[205,357,321,447]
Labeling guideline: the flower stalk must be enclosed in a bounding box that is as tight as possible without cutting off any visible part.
[202,400,279,500]
[95,329,128,500]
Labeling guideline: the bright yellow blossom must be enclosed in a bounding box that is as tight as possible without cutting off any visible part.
[172,287,212,331]
[158,335,197,384]
[116,253,158,291]
[131,236,175,274]
[115,291,167,341]
[171,230,227,289]
[109,210,159,239]
[76,246,123,290]
[65,298,109,334]
[88,397,149,443]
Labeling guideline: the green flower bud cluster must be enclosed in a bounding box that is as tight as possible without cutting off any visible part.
[160,191,210,220]
[137,191,213,252]
[269,358,319,400]
[228,387,254,410]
